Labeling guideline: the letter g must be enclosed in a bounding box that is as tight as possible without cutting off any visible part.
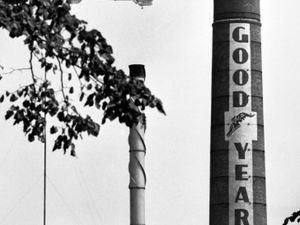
[233,26,249,43]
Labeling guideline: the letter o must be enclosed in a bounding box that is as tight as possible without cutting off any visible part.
[233,70,249,86]
[233,48,248,64]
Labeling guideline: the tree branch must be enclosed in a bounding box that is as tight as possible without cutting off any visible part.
[56,57,67,101]
[29,50,37,84]
[0,67,30,76]
[72,66,83,89]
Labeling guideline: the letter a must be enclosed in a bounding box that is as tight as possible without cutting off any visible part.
[235,186,250,203]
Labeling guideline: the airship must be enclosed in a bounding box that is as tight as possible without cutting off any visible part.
[113,0,153,7]
[70,0,153,7]
[133,0,153,7]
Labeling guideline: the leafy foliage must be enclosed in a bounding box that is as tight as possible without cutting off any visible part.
[0,0,165,156]
[284,211,300,225]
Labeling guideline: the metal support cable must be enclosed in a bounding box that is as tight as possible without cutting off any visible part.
[0,174,43,225]
[0,133,18,172]
[72,162,102,225]
[46,175,84,225]
[72,160,105,225]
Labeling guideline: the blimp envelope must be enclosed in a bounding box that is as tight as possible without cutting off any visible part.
[134,0,153,6]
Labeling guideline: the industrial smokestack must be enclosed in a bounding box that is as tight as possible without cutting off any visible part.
[210,1,267,225]
[128,64,146,225]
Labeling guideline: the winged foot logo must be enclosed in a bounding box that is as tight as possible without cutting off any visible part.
[226,112,255,137]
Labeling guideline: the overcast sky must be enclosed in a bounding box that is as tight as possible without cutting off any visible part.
[0,0,299,224]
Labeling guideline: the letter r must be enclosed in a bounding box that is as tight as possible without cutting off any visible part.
[235,209,250,225]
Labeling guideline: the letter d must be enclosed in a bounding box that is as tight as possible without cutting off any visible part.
[233,91,249,107]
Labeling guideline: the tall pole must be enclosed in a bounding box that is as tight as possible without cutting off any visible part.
[43,135,46,225]
[210,1,267,225]
[43,71,48,225]
[128,64,146,225]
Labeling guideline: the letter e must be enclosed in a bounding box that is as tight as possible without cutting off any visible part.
[236,165,248,180]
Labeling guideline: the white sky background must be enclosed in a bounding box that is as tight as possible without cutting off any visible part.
[0,0,299,224]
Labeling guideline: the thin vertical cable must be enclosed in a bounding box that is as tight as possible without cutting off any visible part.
[43,70,47,225]
[43,118,46,225]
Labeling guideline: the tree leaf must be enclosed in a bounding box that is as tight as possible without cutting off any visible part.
[70,143,76,157]
[156,98,166,115]
[9,94,17,102]
[5,110,14,120]
[87,83,92,90]
[28,133,35,142]
[50,126,58,134]
[79,92,84,101]
[22,100,30,108]
[69,87,74,94]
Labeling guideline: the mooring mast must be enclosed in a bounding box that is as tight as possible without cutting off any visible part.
[128,65,147,225]
[210,0,267,225]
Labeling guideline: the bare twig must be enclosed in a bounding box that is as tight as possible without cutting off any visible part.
[90,75,104,85]
[72,66,83,89]
[0,67,30,76]
[29,50,37,84]
[56,57,67,101]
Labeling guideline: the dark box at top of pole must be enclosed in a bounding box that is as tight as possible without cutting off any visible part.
[214,0,260,21]
[210,0,266,225]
